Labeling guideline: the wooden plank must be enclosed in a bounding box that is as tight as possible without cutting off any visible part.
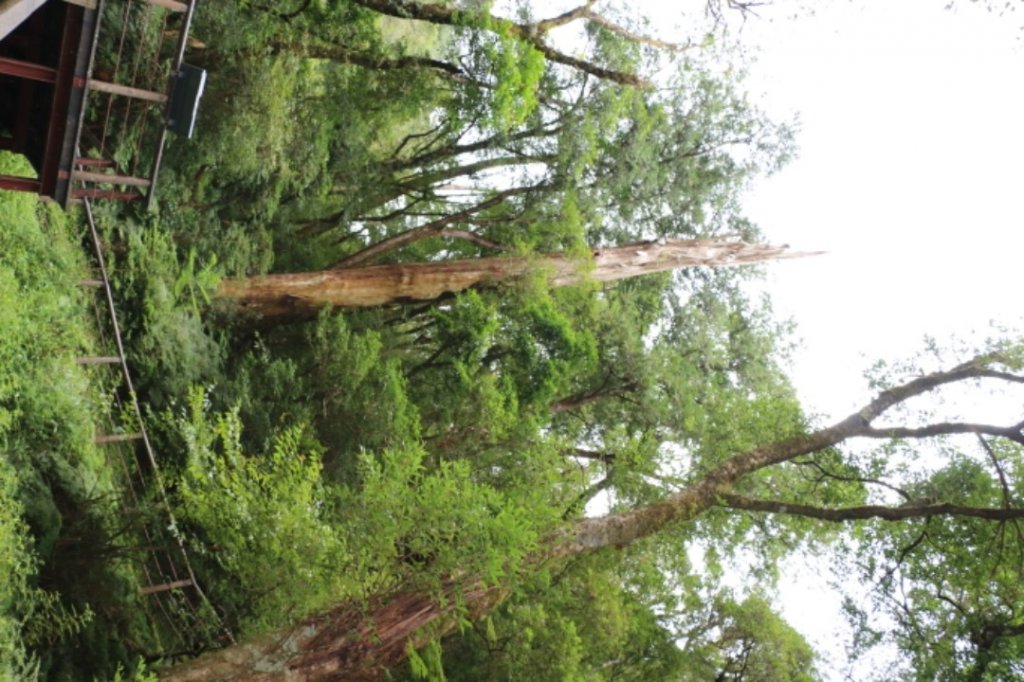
[62,0,96,8]
[71,187,142,200]
[79,278,103,287]
[0,174,40,192]
[143,0,187,11]
[72,170,152,188]
[87,78,168,103]
[74,157,115,168]
[0,55,56,82]
[94,432,143,444]
[75,356,121,365]
[140,579,193,595]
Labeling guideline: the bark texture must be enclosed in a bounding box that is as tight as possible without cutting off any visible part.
[163,581,507,681]
[218,239,804,318]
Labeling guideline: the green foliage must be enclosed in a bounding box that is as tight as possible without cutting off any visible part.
[106,660,158,682]
[677,593,820,681]
[406,638,446,681]
[0,154,134,680]
[215,312,421,481]
[99,216,224,409]
[0,454,42,680]
[421,549,695,682]
[170,389,557,633]
[172,389,357,631]
[484,33,545,132]
[0,6,814,681]
[355,445,551,590]
[842,441,1024,680]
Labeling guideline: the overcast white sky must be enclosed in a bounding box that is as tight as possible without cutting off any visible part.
[738,0,1024,421]
[719,1,1023,675]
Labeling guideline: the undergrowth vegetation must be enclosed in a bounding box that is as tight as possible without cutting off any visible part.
[0,152,152,680]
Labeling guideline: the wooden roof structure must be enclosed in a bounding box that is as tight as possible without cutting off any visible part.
[0,0,198,207]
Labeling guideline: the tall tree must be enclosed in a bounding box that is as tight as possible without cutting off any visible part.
[160,346,1024,680]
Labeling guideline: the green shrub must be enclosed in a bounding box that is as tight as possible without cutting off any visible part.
[172,389,362,632]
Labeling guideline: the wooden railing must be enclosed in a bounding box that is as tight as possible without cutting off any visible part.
[78,195,234,655]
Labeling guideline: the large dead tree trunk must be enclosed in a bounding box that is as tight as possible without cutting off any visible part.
[217,239,802,318]
[160,355,1024,681]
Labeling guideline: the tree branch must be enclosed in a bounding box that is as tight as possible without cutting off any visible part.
[859,421,1024,446]
[348,0,651,87]
[718,493,1024,523]
[435,230,508,251]
[567,448,616,465]
[978,435,1015,509]
[578,8,694,53]
[332,184,545,269]
[792,458,912,502]
[852,356,1024,427]
[563,475,614,519]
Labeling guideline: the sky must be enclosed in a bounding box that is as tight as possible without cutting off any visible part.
[738,0,1024,422]
[715,1,1024,675]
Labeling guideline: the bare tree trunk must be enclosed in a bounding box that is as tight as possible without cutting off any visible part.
[218,239,803,318]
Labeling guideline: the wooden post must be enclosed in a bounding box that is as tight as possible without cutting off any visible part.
[71,187,142,201]
[76,356,121,365]
[94,432,143,444]
[140,579,194,595]
[87,78,168,103]
[72,170,152,188]
[143,0,188,11]
[74,157,115,168]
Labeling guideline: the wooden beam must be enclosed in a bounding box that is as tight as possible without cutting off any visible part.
[40,3,82,197]
[0,174,40,192]
[75,356,121,365]
[0,55,56,82]
[72,170,152,188]
[87,78,168,103]
[140,579,194,595]
[63,0,97,8]
[74,157,115,168]
[94,432,143,444]
[143,0,187,11]
[71,187,142,200]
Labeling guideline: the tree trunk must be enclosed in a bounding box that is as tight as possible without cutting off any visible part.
[159,353,1024,680]
[161,580,508,681]
[217,239,803,318]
